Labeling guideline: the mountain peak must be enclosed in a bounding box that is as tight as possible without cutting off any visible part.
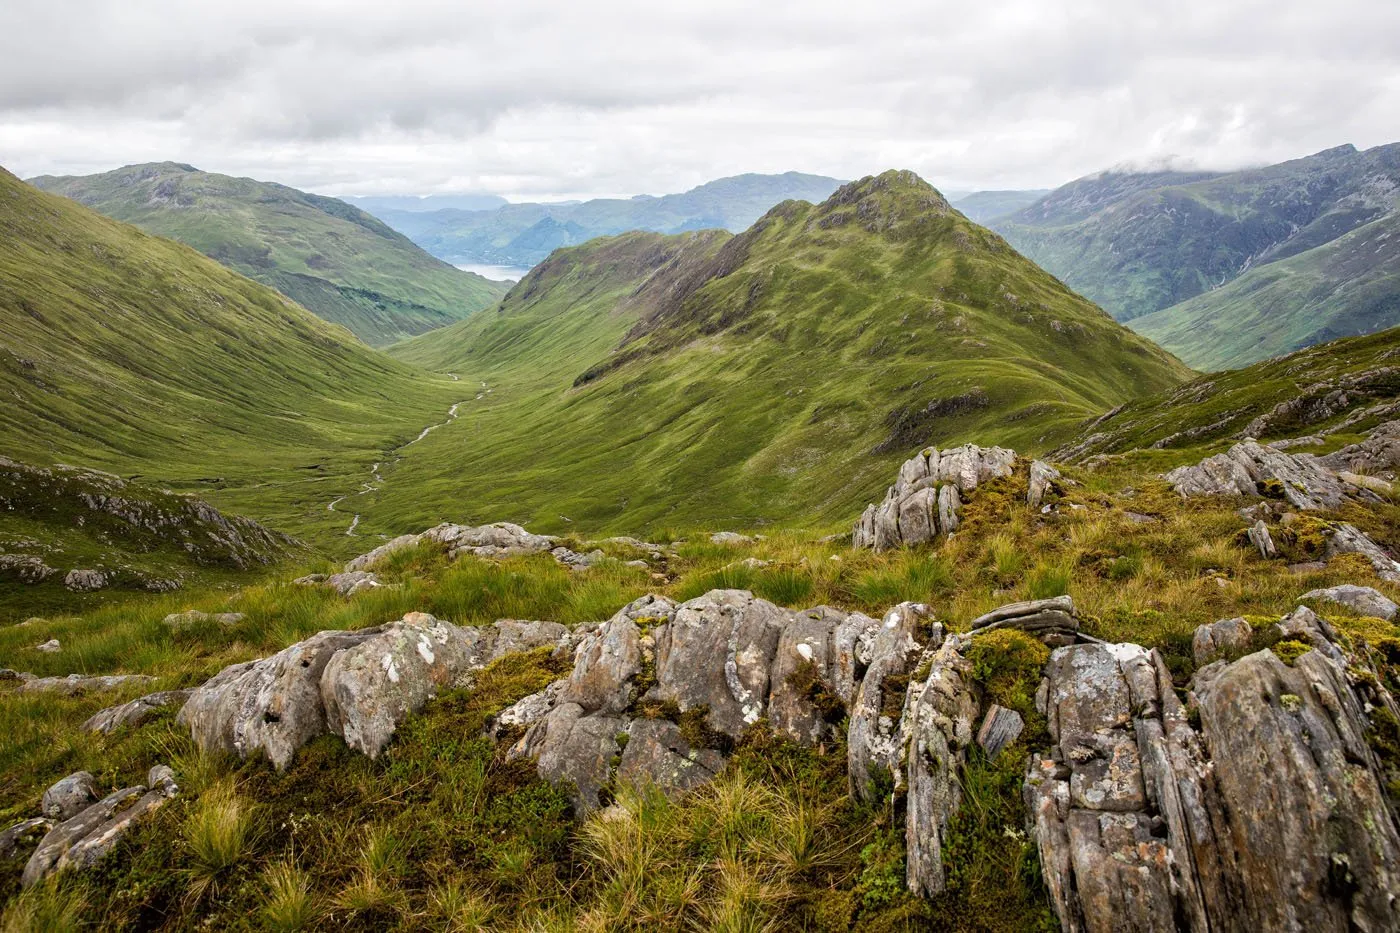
[808,169,952,234]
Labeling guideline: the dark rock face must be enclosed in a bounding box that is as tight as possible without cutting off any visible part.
[854,444,1016,550]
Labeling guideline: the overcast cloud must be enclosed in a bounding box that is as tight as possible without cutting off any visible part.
[2,0,1397,199]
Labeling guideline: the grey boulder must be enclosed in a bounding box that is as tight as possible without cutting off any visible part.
[1300,583,1398,620]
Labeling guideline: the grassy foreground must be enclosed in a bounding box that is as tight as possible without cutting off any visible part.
[3,455,1397,931]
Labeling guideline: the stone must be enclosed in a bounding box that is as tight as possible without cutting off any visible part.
[63,568,107,592]
[83,690,194,734]
[179,627,383,770]
[493,681,565,735]
[20,673,153,695]
[1339,470,1394,495]
[424,521,559,559]
[0,819,51,861]
[320,613,480,758]
[42,772,98,821]
[848,602,930,802]
[1325,523,1400,582]
[1191,617,1253,665]
[651,590,788,737]
[323,570,382,596]
[344,533,422,572]
[0,555,56,583]
[616,718,726,795]
[162,610,245,630]
[975,704,1024,760]
[1318,419,1400,477]
[35,639,61,653]
[969,595,1079,643]
[53,778,177,878]
[854,444,1016,550]
[1027,460,1061,508]
[552,546,605,570]
[1246,520,1276,558]
[1300,583,1398,621]
[767,605,878,745]
[511,702,625,813]
[1165,439,1348,510]
[709,531,754,545]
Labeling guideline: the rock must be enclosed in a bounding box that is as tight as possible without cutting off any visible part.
[737,557,770,569]
[1246,520,1276,558]
[20,673,153,695]
[1123,511,1158,524]
[0,819,51,861]
[709,531,754,545]
[1300,583,1398,621]
[179,627,383,770]
[52,775,178,879]
[848,602,930,802]
[35,639,61,653]
[42,772,98,821]
[1325,523,1400,582]
[767,606,879,745]
[323,570,382,596]
[489,620,573,660]
[1339,470,1394,495]
[902,632,973,896]
[424,521,558,560]
[617,718,726,795]
[1191,616,1253,665]
[854,444,1016,550]
[652,590,788,736]
[344,533,422,572]
[511,702,625,813]
[494,681,565,735]
[1027,460,1061,509]
[1165,439,1348,510]
[976,704,1024,759]
[0,555,56,583]
[83,690,194,734]
[969,595,1079,644]
[293,573,327,585]
[162,610,245,630]
[63,569,107,592]
[1318,419,1400,477]
[320,613,480,758]
[552,546,605,570]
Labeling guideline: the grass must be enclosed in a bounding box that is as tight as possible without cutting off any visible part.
[30,163,508,347]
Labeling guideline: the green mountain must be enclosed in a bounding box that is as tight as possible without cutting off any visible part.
[0,166,458,543]
[1054,325,1400,463]
[28,163,509,346]
[990,145,1400,361]
[370,171,847,268]
[369,170,1190,537]
[949,188,1051,223]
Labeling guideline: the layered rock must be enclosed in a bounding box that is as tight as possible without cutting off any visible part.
[854,444,1016,550]
[83,690,193,734]
[1165,439,1348,509]
[179,614,571,770]
[1300,583,1398,620]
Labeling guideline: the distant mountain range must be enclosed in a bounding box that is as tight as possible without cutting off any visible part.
[988,143,1400,368]
[343,193,509,213]
[28,163,508,346]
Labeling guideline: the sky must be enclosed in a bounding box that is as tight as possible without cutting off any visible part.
[2,0,1398,201]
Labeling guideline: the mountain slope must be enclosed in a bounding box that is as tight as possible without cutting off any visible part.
[991,145,1400,334]
[370,171,847,268]
[28,163,509,346]
[0,166,457,543]
[374,171,1190,536]
[1129,209,1400,369]
[1053,325,1400,464]
[949,189,1051,223]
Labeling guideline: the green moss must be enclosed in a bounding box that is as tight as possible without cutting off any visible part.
[787,659,847,724]
[1281,515,1334,557]
[1272,639,1313,666]
[966,629,1051,743]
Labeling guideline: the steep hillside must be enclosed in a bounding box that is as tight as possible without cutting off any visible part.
[377,171,1190,536]
[991,144,1400,338]
[0,166,458,543]
[1130,210,1400,369]
[1054,325,1400,464]
[372,171,846,268]
[28,163,508,346]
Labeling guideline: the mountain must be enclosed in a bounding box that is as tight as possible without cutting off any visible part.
[989,145,1400,360]
[1053,324,1400,462]
[366,171,847,268]
[0,166,459,541]
[368,170,1190,536]
[342,192,508,213]
[949,189,1051,223]
[27,163,509,346]
[1129,208,1400,370]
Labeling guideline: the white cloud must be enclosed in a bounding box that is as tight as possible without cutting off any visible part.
[1,0,1397,198]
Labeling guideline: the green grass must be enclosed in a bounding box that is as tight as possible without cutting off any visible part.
[0,166,466,552]
[28,163,508,347]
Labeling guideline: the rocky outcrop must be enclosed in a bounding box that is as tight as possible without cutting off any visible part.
[0,819,50,861]
[1165,439,1348,509]
[1246,519,1277,558]
[21,765,178,887]
[337,520,643,577]
[1317,419,1400,478]
[42,772,98,821]
[1300,583,1398,620]
[848,603,930,801]
[83,690,193,734]
[0,554,56,583]
[1325,523,1400,582]
[1025,610,1400,933]
[64,569,108,592]
[969,595,1080,644]
[163,610,245,630]
[1027,460,1061,509]
[854,444,1017,550]
[179,614,572,770]
[18,673,154,695]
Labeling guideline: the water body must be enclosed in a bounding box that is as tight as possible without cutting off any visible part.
[455,262,534,282]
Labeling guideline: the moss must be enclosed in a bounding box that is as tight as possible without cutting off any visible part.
[966,629,1051,744]
[1259,478,1286,499]
[1365,707,1400,804]
[1280,515,1334,557]
[1272,639,1313,666]
[676,705,734,755]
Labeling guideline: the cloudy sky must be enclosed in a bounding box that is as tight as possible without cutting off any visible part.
[3,0,1398,201]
